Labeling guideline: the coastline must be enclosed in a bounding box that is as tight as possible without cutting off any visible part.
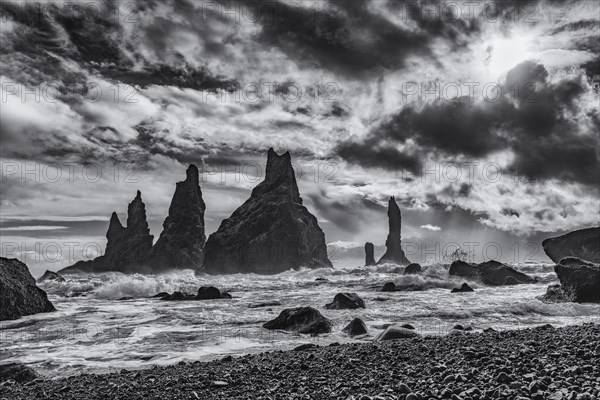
[2,323,598,400]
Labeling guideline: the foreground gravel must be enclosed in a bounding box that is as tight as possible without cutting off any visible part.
[2,323,599,400]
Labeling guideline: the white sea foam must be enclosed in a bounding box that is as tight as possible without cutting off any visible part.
[8,263,599,379]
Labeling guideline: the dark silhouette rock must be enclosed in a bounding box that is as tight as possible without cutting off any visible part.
[262,307,333,334]
[196,286,231,300]
[0,363,38,384]
[381,282,396,292]
[203,149,332,274]
[375,326,418,341]
[342,318,368,336]
[0,258,55,321]
[325,293,365,309]
[400,323,415,330]
[37,270,65,283]
[449,260,535,286]
[365,242,375,266]
[377,197,410,265]
[60,191,154,273]
[541,257,600,303]
[149,165,206,271]
[151,292,169,299]
[542,227,600,263]
[404,263,422,275]
[451,283,475,293]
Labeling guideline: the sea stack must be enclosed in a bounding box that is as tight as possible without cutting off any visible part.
[149,165,206,270]
[377,197,410,265]
[542,227,600,263]
[203,148,332,274]
[60,191,154,273]
[365,242,376,266]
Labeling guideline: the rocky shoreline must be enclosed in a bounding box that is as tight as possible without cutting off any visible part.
[2,323,598,400]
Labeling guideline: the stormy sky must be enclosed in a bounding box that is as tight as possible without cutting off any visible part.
[1,0,599,274]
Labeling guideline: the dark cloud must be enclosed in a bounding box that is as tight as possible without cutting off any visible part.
[336,139,421,174]
[337,61,599,185]
[1,2,238,92]
[236,0,478,79]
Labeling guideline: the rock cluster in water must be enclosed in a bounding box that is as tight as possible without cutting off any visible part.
[36,270,65,283]
[0,257,55,321]
[377,197,411,265]
[542,227,600,263]
[449,260,535,286]
[203,148,332,274]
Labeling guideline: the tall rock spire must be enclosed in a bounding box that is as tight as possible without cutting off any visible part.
[203,148,332,274]
[60,191,154,273]
[377,196,410,265]
[148,165,206,270]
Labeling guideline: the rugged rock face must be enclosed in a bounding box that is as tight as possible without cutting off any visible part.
[365,242,375,266]
[375,326,418,341]
[0,258,56,321]
[342,318,368,336]
[262,307,333,334]
[325,293,365,309]
[60,191,154,273]
[37,270,65,283]
[542,227,600,263]
[449,260,535,286]
[381,282,396,292]
[404,263,422,275]
[377,197,410,266]
[543,257,600,303]
[203,149,332,274]
[149,165,206,271]
[451,283,475,293]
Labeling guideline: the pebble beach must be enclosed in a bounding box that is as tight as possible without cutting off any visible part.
[2,323,599,400]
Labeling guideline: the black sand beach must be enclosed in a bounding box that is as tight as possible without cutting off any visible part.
[2,323,598,400]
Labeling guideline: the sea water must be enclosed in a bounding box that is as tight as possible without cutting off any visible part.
[1,263,599,378]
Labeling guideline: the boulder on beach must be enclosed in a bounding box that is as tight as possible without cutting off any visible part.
[451,283,474,293]
[203,149,332,274]
[404,263,422,275]
[36,270,65,283]
[60,191,154,274]
[377,197,411,266]
[263,307,333,334]
[542,227,600,263]
[0,362,38,384]
[543,257,600,303]
[449,260,535,286]
[325,293,365,309]
[148,165,206,271]
[0,258,56,321]
[375,326,418,341]
[365,242,376,266]
[342,318,368,336]
[381,282,396,292]
[196,286,232,300]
